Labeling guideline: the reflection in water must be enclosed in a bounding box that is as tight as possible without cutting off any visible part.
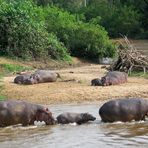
[0,103,148,148]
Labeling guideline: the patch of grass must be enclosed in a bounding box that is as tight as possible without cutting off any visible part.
[129,71,148,78]
[0,63,32,74]
[0,95,6,101]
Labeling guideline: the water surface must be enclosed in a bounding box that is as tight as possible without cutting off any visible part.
[0,103,148,148]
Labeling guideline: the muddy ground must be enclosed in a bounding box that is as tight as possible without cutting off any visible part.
[2,64,148,105]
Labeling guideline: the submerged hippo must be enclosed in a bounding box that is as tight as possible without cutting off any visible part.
[57,112,96,124]
[91,78,102,86]
[0,100,55,127]
[33,70,61,83]
[101,71,127,86]
[99,98,148,122]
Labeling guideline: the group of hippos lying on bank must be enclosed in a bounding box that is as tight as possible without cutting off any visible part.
[14,69,128,86]
[0,98,148,127]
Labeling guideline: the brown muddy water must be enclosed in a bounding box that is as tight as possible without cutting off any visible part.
[0,103,148,148]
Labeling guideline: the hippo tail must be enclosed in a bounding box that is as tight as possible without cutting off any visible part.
[56,73,62,80]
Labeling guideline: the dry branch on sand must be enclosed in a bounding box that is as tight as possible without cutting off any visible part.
[109,36,148,74]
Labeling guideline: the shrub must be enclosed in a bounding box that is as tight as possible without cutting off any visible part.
[0,0,49,60]
[0,0,71,61]
[47,33,71,61]
[43,6,116,60]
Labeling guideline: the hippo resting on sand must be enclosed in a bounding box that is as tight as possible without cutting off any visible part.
[91,78,102,86]
[99,98,148,122]
[101,71,127,86]
[0,100,55,127]
[14,74,38,85]
[57,112,96,124]
[33,70,61,83]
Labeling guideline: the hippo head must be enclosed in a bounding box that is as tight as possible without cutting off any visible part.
[81,113,96,122]
[91,78,102,86]
[101,76,109,86]
[36,108,55,125]
[23,77,38,85]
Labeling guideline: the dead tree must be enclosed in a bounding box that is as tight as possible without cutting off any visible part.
[109,36,148,74]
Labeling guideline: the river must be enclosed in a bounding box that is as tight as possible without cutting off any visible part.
[0,103,148,148]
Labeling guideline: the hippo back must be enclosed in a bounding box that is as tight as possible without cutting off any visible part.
[101,71,128,86]
[57,112,96,124]
[99,98,148,122]
[34,70,58,83]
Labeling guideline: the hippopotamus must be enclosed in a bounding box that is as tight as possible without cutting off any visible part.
[14,74,31,84]
[0,100,55,127]
[91,78,102,86]
[101,71,128,86]
[56,112,96,124]
[33,70,61,83]
[99,98,148,122]
[14,74,38,85]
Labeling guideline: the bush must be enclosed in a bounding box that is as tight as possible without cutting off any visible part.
[80,1,142,38]
[70,23,116,59]
[48,33,71,61]
[43,6,116,60]
[0,0,70,61]
[0,0,49,60]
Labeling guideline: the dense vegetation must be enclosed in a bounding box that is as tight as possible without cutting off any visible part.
[0,0,147,62]
[50,0,148,39]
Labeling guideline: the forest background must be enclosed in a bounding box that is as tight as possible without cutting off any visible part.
[0,0,147,62]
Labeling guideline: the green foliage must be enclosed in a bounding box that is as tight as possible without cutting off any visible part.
[0,0,70,61]
[70,23,116,59]
[0,95,6,101]
[81,0,142,38]
[48,33,71,61]
[106,5,142,37]
[43,6,116,60]
[129,71,148,79]
[0,0,117,61]
[0,0,49,59]
[33,0,53,6]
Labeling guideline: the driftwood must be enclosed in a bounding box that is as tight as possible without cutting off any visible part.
[109,36,148,74]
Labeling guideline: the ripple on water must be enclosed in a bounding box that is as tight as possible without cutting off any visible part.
[0,104,148,148]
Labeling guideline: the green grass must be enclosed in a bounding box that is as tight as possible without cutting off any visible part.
[0,63,32,74]
[0,95,6,101]
[129,71,148,78]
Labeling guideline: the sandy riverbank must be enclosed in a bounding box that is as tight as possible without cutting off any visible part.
[1,64,148,105]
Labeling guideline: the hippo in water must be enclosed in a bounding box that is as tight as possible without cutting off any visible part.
[33,70,61,83]
[91,78,102,86]
[56,112,96,124]
[0,100,55,127]
[99,98,148,122]
[101,71,127,86]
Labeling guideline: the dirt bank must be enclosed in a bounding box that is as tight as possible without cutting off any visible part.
[1,64,148,105]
